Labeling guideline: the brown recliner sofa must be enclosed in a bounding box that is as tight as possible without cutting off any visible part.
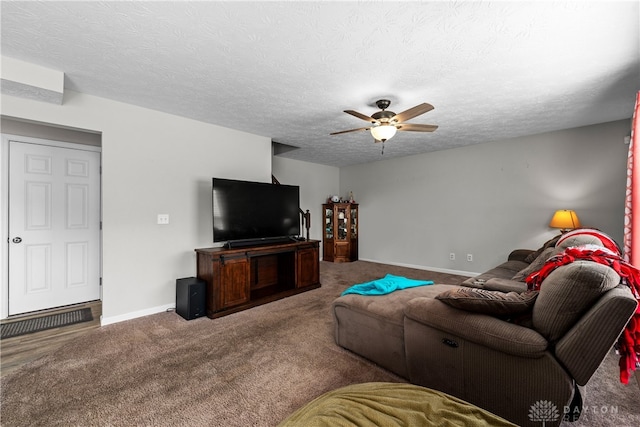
[332,232,638,427]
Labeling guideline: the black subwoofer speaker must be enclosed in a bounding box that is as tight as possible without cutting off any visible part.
[176,277,206,320]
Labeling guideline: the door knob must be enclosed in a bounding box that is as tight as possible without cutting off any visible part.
[12,237,22,243]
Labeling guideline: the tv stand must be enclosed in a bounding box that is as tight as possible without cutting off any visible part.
[224,236,292,249]
[195,240,320,319]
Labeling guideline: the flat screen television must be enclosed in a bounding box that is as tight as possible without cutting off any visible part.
[212,177,300,247]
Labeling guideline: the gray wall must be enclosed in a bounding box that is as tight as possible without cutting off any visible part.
[339,119,630,275]
[272,156,339,243]
[1,86,630,321]
[1,90,272,323]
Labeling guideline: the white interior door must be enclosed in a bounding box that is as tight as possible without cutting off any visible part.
[8,140,101,315]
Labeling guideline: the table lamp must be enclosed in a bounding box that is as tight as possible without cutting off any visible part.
[549,209,581,233]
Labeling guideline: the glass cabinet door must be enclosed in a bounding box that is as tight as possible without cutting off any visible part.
[337,206,347,240]
[350,207,357,239]
[323,203,357,263]
[324,206,333,239]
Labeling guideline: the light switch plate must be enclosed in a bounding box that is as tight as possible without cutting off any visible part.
[157,214,169,225]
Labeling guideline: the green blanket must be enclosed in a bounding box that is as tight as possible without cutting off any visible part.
[341,274,433,296]
[277,382,517,427]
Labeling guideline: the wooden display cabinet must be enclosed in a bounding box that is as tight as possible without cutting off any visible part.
[322,203,358,262]
[195,240,320,318]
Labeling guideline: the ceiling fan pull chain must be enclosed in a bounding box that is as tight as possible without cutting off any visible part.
[381,141,385,155]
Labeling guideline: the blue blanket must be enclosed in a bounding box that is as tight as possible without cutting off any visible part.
[341,274,434,296]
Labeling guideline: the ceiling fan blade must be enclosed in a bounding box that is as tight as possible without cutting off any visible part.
[330,126,371,135]
[344,110,377,123]
[391,103,434,123]
[396,123,438,132]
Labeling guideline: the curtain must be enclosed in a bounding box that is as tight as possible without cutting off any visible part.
[623,92,640,265]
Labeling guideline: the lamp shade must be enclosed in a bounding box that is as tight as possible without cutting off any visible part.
[549,210,581,230]
[370,124,397,142]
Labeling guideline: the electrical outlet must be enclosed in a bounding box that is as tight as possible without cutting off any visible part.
[157,214,170,225]
[467,254,473,262]
[449,253,455,261]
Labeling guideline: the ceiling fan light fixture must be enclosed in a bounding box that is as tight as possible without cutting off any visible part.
[370,124,397,142]
[331,99,436,144]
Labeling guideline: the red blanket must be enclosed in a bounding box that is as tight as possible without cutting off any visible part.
[526,245,640,384]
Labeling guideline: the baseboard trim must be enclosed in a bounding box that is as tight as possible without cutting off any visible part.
[101,260,473,326]
[357,258,478,277]
[100,303,175,326]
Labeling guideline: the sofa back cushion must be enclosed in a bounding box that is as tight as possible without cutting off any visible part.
[512,247,560,281]
[524,234,562,263]
[554,229,621,254]
[532,261,620,342]
[556,234,604,250]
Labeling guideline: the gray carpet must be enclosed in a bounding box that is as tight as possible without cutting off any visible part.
[571,349,640,426]
[0,261,638,426]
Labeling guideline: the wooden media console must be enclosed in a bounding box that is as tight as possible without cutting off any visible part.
[195,240,320,319]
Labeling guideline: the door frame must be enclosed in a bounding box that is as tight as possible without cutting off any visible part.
[0,133,102,319]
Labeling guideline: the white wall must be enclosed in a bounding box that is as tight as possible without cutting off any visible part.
[340,120,630,275]
[271,156,339,243]
[1,90,272,323]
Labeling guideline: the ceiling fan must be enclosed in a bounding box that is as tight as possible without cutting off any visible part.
[330,99,438,144]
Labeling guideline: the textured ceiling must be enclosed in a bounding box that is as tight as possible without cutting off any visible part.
[1,1,639,167]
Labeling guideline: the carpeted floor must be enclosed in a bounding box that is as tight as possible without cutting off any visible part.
[0,260,638,426]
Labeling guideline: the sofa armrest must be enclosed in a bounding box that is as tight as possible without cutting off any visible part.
[555,285,638,385]
[484,278,528,293]
[404,297,548,358]
[508,249,534,263]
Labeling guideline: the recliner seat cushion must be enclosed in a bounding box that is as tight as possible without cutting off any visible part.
[334,284,456,324]
[462,260,529,287]
[532,261,620,342]
[333,284,459,378]
[483,278,528,293]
